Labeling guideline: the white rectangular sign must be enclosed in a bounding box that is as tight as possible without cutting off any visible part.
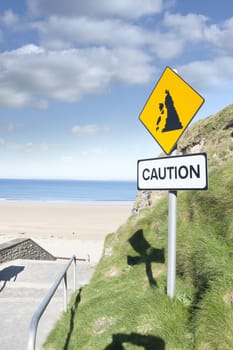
[137,153,208,190]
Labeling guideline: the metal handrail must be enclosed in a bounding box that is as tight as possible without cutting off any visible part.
[27,255,77,350]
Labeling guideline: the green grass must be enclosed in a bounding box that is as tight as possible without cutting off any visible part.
[43,160,233,350]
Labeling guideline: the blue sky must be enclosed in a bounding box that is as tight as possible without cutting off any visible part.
[0,0,232,180]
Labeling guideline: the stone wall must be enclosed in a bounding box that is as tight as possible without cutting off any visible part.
[0,238,55,264]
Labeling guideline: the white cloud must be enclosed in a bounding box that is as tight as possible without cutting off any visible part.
[34,16,148,50]
[27,0,166,19]
[0,87,30,108]
[0,122,24,133]
[151,12,233,61]
[145,12,209,60]
[1,10,19,26]
[12,44,44,55]
[0,9,28,36]
[162,12,233,55]
[0,44,154,107]
[205,17,233,54]
[149,31,185,59]
[111,47,156,84]
[0,121,38,135]
[34,99,49,110]
[1,3,233,109]
[71,124,107,136]
[0,140,55,153]
[72,124,98,136]
[80,147,106,157]
[34,13,204,61]
[178,56,233,91]
[163,12,208,42]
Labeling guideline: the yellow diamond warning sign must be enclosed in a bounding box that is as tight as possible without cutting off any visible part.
[139,66,205,155]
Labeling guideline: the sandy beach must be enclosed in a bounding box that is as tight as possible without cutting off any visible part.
[0,201,133,263]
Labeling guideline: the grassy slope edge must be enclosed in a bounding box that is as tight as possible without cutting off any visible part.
[44,106,233,350]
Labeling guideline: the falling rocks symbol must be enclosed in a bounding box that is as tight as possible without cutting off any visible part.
[156,90,183,132]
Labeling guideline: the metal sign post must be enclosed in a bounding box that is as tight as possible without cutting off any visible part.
[167,189,177,298]
[167,147,177,299]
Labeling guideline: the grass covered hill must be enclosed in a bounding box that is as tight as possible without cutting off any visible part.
[178,102,233,168]
[44,103,233,350]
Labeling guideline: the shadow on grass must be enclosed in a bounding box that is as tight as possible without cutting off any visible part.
[104,332,165,349]
[127,229,165,287]
[63,288,82,350]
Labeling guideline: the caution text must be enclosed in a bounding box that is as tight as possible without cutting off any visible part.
[143,164,200,181]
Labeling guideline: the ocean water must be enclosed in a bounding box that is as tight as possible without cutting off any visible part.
[0,179,137,203]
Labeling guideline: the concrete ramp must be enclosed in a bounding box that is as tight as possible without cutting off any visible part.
[0,258,95,350]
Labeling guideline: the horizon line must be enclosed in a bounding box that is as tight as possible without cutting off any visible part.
[0,177,137,182]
